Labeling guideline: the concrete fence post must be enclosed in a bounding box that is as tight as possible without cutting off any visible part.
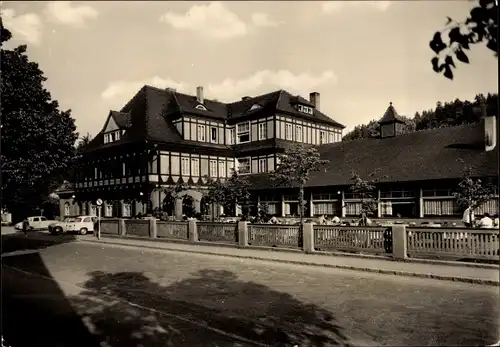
[392,225,407,260]
[119,219,126,236]
[188,220,198,242]
[238,221,249,247]
[149,218,157,239]
[302,223,315,253]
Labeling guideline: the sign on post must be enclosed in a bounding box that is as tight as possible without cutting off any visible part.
[96,198,103,240]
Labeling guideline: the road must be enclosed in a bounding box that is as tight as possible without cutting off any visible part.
[1,234,499,347]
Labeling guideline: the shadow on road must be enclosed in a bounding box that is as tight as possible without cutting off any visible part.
[1,252,101,347]
[1,231,78,255]
[69,269,353,347]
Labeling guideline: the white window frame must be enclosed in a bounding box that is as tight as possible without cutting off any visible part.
[258,122,267,141]
[298,105,313,115]
[258,158,267,173]
[237,122,250,144]
[211,127,218,143]
[296,125,303,142]
[181,157,190,176]
[195,104,207,111]
[285,123,293,141]
[191,158,199,177]
[122,163,126,176]
[237,158,251,174]
[105,205,113,217]
[210,159,218,177]
[104,134,109,144]
[218,161,226,178]
[123,204,131,217]
[91,205,97,217]
[94,168,98,179]
[197,125,206,142]
[228,128,235,145]
[328,132,334,143]
[320,131,325,144]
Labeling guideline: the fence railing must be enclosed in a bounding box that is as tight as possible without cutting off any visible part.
[197,222,237,243]
[248,224,301,248]
[124,219,150,237]
[407,227,499,260]
[157,221,188,240]
[96,219,499,262]
[314,226,390,254]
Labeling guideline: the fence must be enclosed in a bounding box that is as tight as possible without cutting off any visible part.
[248,224,301,248]
[97,219,500,261]
[407,227,499,260]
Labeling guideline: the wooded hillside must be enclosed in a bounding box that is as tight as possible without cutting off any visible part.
[343,93,498,141]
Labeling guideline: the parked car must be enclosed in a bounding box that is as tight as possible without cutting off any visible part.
[48,217,76,234]
[65,216,97,235]
[14,216,58,231]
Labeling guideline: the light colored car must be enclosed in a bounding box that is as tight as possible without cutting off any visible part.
[48,217,76,234]
[65,215,96,235]
[14,216,58,231]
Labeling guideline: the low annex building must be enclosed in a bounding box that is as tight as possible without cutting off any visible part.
[55,85,499,220]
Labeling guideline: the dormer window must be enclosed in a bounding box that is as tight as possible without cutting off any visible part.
[249,104,262,112]
[103,130,121,144]
[298,104,314,115]
[195,104,207,111]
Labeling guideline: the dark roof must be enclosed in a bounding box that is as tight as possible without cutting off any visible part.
[378,102,405,124]
[248,122,498,189]
[85,85,345,152]
[110,111,131,128]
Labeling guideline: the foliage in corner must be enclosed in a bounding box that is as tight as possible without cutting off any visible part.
[271,144,329,224]
[348,169,387,226]
[204,170,251,220]
[430,0,497,80]
[453,159,497,225]
[1,24,79,219]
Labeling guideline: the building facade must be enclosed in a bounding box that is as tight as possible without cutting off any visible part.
[57,85,345,219]
[56,85,498,220]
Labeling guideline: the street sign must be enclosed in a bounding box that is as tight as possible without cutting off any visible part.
[96,198,103,206]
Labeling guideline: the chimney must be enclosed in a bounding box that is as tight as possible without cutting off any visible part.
[196,86,204,104]
[310,92,320,110]
[241,96,251,101]
[166,87,176,92]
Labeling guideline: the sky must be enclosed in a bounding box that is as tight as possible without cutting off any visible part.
[2,1,497,138]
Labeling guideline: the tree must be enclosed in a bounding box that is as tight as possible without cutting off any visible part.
[1,24,79,220]
[76,133,93,153]
[271,144,329,225]
[453,159,497,227]
[204,170,251,221]
[430,0,497,80]
[348,170,386,226]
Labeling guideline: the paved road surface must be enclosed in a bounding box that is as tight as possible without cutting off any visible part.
[1,235,498,347]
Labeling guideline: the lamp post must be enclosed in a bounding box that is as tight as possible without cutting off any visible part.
[139,192,144,215]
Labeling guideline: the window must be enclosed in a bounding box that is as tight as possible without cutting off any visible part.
[218,161,226,178]
[313,203,334,216]
[211,127,217,143]
[123,204,131,217]
[111,132,116,142]
[296,125,302,142]
[210,160,218,177]
[197,125,206,142]
[285,123,293,140]
[94,168,98,179]
[90,205,97,217]
[298,105,314,115]
[122,163,126,176]
[105,205,113,217]
[191,158,199,177]
[258,122,267,140]
[258,158,267,173]
[41,216,47,221]
[249,104,262,111]
[104,134,109,144]
[181,157,190,176]
[328,132,334,143]
[195,104,207,111]
[238,158,250,174]
[83,217,92,222]
[228,128,235,145]
[319,131,325,144]
[237,122,250,143]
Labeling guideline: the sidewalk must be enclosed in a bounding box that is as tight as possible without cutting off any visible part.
[79,235,500,286]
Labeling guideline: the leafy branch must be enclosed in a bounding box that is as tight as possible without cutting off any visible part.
[430,0,497,80]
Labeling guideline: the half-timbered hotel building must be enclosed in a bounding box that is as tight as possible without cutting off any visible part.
[57,85,498,220]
